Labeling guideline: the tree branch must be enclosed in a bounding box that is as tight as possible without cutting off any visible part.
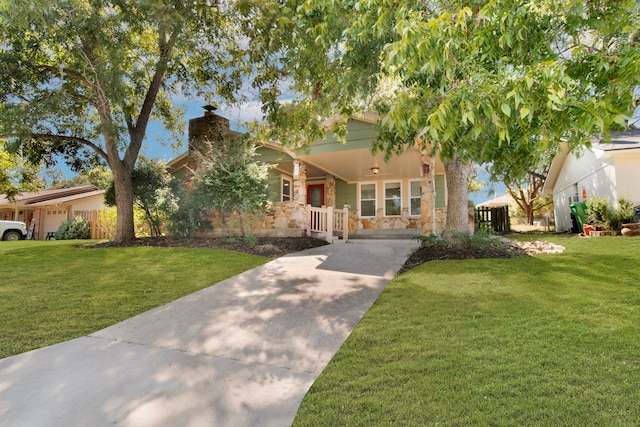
[31,133,108,162]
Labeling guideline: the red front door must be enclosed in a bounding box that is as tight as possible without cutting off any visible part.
[307,184,325,207]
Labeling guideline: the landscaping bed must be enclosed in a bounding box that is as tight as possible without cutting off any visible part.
[89,236,330,258]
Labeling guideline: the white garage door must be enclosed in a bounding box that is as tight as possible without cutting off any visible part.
[43,209,68,237]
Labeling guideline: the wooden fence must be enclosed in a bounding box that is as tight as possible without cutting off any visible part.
[475,206,511,233]
[73,209,114,240]
[307,205,349,243]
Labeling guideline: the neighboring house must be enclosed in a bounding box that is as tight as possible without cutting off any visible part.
[0,185,108,239]
[477,194,515,209]
[168,110,460,239]
[543,130,640,232]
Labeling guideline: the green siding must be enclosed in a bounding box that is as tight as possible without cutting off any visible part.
[256,146,293,163]
[172,167,188,182]
[303,120,377,155]
[435,175,446,208]
[335,179,357,209]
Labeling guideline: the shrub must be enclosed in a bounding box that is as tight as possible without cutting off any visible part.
[54,216,90,240]
[586,195,635,233]
[607,196,635,232]
[586,195,611,229]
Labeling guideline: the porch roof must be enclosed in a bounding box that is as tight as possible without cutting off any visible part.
[265,115,445,182]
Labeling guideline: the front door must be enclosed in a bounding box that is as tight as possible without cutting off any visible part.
[307,184,325,207]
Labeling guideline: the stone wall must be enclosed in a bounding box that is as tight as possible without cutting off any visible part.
[356,208,421,231]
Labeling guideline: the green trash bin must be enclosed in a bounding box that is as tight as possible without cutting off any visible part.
[570,202,589,231]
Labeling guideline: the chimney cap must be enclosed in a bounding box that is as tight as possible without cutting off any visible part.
[203,104,218,112]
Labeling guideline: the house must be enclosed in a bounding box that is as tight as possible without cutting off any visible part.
[543,129,640,232]
[168,110,463,240]
[477,194,515,209]
[0,185,109,239]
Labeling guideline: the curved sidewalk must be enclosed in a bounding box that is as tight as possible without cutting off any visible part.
[0,239,418,427]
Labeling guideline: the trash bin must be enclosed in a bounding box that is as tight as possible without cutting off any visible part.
[570,202,589,231]
[634,205,640,223]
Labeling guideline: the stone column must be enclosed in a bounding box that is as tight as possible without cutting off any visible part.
[293,160,307,206]
[325,174,336,207]
[420,151,437,235]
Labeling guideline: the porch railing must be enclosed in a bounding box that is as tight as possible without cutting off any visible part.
[306,205,349,243]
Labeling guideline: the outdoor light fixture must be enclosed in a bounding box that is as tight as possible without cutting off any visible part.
[370,165,380,175]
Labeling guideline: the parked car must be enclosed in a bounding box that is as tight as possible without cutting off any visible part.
[0,220,28,241]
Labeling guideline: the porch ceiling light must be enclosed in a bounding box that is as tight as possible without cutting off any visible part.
[370,165,380,175]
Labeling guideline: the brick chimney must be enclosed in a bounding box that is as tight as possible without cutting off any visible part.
[187,105,234,174]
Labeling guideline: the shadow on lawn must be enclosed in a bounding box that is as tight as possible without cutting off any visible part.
[0,239,417,426]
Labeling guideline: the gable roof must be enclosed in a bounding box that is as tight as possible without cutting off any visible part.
[593,129,640,156]
[543,129,640,195]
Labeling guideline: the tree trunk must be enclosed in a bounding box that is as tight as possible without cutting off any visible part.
[111,164,136,243]
[443,156,473,237]
[525,203,535,225]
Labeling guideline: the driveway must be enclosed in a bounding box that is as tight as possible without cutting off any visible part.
[0,239,418,427]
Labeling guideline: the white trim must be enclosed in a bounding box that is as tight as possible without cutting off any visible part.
[281,175,292,202]
[358,182,377,218]
[383,180,402,217]
[409,179,421,217]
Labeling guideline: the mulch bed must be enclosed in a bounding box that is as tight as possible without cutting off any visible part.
[397,241,528,275]
[86,236,330,259]
[88,235,529,274]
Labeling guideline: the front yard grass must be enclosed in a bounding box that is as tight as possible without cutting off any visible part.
[0,240,268,359]
[294,235,640,426]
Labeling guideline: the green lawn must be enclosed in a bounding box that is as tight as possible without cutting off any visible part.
[294,235,640,426]
[0,240,268,359]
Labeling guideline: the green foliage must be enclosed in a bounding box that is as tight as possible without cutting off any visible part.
[47,167,112,190]
[0,0,247,241]
[244,234,258,246]
[586,195,612,229]
[242,0,640,235]
[167,189,212,238]
[106,157,178,236]
[413,229,513,256]
[0,140,42,200]
[586,195,636,232]
[54,216,90,240]
[412,233,440,249]
[171,136,271,237]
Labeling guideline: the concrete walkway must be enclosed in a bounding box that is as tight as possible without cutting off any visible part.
[0,239,418,427]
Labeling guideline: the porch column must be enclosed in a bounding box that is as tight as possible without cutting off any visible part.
[293,160,307,205]
[420,151,437,235]
[325,174,336,207]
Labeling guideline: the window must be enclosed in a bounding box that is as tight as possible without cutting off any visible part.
[360,183,376,217]
[410,180,421,216]
[384,181,401,216]
[282,176,292,202]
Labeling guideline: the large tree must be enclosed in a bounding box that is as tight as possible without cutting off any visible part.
[0,0,245,242]
[240,0,640,235]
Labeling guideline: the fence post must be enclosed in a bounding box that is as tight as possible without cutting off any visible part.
[326,206,334,244]
[342,205,349,242]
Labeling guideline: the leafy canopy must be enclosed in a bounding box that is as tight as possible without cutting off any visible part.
[0,0,247,241]
[0,139,42,200]
[242,0,640,171]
